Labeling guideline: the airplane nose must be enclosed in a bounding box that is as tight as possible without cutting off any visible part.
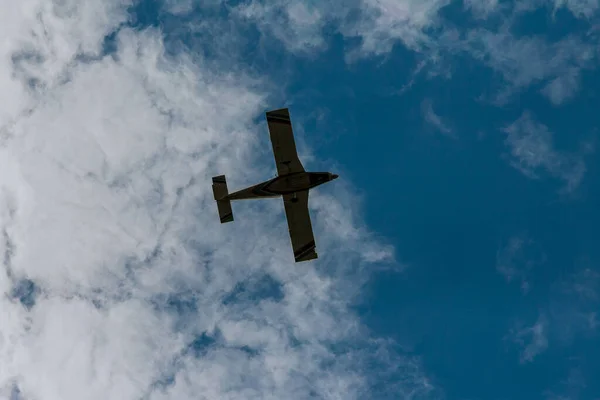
[332,174,339,179]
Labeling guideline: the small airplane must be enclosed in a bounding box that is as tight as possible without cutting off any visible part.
[212,108,339,262]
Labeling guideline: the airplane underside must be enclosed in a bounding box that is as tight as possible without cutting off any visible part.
[211,108,338,262]
[224,172,334,201]
[225,178,288,201]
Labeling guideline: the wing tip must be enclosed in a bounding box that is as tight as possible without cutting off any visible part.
[295,251,318,262]
[294,240,317,262]
[212,175,226,184]
[266,108,291,123]
[220,212,234,223]
[266,107,289,115]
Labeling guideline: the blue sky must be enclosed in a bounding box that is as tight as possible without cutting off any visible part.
[1,0,599,399]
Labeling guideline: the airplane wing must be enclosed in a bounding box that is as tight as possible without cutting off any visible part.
[283,191,318,262]
[266,108,305,176]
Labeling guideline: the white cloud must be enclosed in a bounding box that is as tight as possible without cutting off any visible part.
[506,264,599,367]
[496,233,545,294]
[234,1,329,54]
[544,367,587,400]
[541,67,581,105]
[508,314,549,363]
[421,99,454,138]
[231,0,451,59]
[502,111,590,192]
[463,28,597,104]
[553,0,600,18]
[506,262,600,362]
[341,0,451,57]
[551,266,600,339]
[561,267,600,302]
[0,1,433,399]
[449,2,599,104]
[496,0,599,19]
[463,0,503,19]
[227,0,600,106]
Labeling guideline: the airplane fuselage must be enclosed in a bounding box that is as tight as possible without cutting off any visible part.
[211,107,341,262]
[224,172,337,201]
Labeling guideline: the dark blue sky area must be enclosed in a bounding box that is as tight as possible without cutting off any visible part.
[268,12,600,400]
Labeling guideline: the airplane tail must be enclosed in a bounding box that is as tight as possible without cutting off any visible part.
[212,175,234,223]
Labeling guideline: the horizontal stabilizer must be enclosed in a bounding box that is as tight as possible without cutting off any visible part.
[212,175,234,223]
